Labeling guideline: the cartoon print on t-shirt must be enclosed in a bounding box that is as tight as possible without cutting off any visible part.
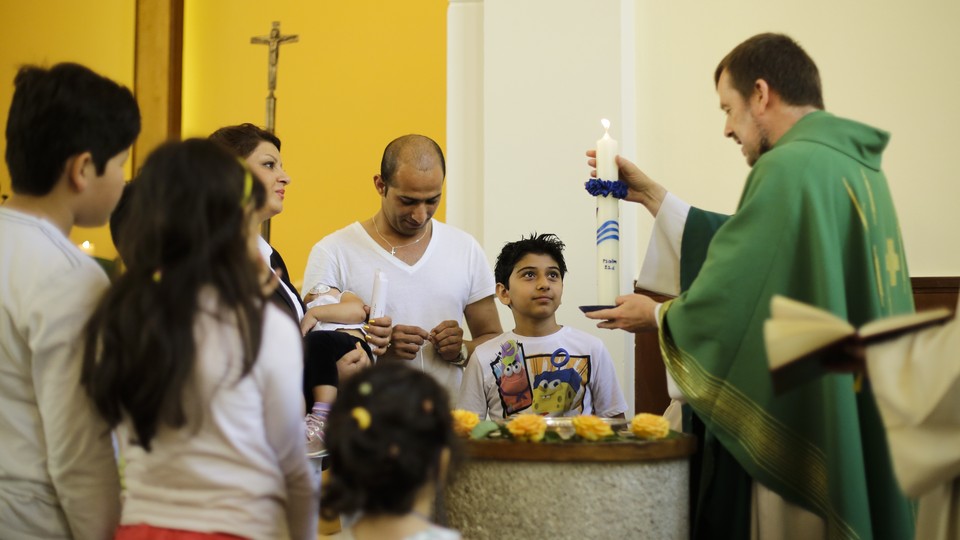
[492,340,533,415]
[489,341,591,417]
[531,348,585,414]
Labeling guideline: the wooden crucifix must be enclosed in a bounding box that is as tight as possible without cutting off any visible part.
[251,21,298,241]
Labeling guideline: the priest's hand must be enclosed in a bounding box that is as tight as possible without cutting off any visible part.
[585,293,660,333]
[585,150,666,217]
[363,310,393,356]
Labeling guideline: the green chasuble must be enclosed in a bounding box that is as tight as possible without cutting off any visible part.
[660,111,914,540]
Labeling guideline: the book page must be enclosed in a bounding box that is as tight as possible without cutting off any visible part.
[765,319,855,370]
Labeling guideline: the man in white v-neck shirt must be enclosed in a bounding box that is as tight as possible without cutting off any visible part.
[302,135,502,396]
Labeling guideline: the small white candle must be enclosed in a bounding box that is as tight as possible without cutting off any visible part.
[596,118,619,181]
[78,241,96,257]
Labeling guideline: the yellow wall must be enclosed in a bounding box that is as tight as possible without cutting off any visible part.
[183,0,448,289]
[0,0,135,260]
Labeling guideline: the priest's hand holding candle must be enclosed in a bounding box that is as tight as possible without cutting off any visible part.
[587,119,621,309]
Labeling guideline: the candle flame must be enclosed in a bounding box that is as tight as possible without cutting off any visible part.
[601,118,610,132]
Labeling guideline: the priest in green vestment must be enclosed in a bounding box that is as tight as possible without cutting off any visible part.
[586,33,914,540]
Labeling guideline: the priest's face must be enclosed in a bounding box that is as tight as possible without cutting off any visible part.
[245,141,290,221]
[718,69,772,167]
[376,162,443,237]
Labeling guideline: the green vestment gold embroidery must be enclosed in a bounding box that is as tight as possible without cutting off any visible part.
[662,111,914,539]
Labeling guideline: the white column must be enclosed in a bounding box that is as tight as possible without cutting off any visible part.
[483,0,636,415]
[445,0,485,244]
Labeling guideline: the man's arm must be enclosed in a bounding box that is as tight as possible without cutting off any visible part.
[429,295,502,363]
[462,295,503,356]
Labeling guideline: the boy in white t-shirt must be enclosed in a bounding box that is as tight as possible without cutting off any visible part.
[458,233,627,420]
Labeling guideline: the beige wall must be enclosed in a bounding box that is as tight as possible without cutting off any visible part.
[634,1,960,276]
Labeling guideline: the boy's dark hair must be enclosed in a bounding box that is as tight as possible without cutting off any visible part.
[494,233,567,289]
[321,362,458,518]
[209,123,281,159]
[714,33,824,110]
[5,63,140,196]
[82,139,267,451]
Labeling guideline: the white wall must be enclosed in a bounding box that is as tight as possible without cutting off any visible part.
[480,0,638,413]
[634,1,960,276]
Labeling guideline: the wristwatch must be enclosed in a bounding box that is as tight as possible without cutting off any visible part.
[451,342,470,367]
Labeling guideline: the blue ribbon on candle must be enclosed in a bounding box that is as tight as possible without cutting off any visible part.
[584,179,628,199]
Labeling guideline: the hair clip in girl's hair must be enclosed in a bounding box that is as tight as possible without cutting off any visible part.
[352,407,371,430]
[152,269,162,283]
[358,382,372,396]
[422,399,434,414]
[239,160,253,206]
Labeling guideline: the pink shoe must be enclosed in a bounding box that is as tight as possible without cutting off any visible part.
[305,412,328,457]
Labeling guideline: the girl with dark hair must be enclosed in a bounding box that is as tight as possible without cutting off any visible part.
[321,362,461,540]
[82,139,317,540]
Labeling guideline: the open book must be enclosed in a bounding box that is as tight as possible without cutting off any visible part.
[764,295,953,393]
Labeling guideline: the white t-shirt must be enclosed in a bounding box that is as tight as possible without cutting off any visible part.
[119,291,317,540]
[458,327,627,420]
[0,207,121,539]
[302,220,495,395]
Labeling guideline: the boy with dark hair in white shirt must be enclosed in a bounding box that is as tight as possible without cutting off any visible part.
[0,62,139,539]
[458,233,627,420]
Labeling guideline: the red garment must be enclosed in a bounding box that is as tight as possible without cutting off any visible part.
[115,524,247,540]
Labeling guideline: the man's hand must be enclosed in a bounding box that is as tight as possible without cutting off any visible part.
[336,342,371,382]
[586,150,667,217]
[390,324,430,360]
[364,310,392,356]
[429,320,465,363]
[584,293,660,333]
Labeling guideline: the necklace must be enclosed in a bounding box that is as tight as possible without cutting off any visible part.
[372,215,431,256]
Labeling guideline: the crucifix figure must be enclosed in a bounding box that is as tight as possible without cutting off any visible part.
[251,21,298,133]
[251,21,298,241]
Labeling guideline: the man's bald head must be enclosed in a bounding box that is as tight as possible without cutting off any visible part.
[379,134,445,188]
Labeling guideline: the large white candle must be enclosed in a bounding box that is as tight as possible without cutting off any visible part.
[595,119,620,306]
[596,118,618,181]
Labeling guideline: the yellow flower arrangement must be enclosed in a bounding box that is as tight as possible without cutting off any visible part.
[505,414,547,442]
[571,415,614,441]
[451,409,481,437]
[630,413,670,439]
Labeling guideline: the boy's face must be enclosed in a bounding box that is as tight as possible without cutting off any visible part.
[496,253,563,320]
[76,148,129,228]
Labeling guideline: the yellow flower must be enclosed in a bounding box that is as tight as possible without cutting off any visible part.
[451,409,480,437]
[506,414,547,442]
[630,413,670,439]
[571,415,614,441]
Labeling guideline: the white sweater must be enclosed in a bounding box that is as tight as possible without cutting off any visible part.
[118,292,317,540]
